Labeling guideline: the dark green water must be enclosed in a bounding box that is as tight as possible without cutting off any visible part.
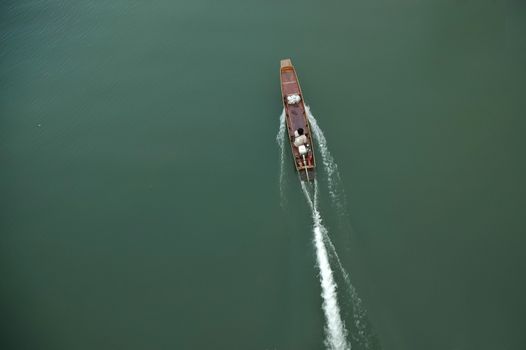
[2,1,526,349]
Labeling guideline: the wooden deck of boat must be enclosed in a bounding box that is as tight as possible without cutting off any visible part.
[286,104,308,134]
[280,60,306,132]
[280,70,300,96]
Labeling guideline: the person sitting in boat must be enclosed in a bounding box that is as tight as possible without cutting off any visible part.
[294,128,308,147]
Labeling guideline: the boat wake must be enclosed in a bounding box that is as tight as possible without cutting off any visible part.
[302,180,350,350]
[305,106,378,350]
[323,231,376,349]
[305,105,347,215]
[276,109,287,207]
[277,107,379,350]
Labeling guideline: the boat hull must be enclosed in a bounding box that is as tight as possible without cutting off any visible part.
[280,58,316,181]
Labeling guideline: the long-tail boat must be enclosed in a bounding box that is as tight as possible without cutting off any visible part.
[280,58,316,182]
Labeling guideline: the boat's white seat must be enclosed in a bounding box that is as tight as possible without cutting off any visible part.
[298,145,308,155]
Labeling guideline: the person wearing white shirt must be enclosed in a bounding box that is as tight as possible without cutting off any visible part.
[294,128,308,147]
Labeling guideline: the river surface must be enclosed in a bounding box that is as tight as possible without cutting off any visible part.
[1,1,526,349]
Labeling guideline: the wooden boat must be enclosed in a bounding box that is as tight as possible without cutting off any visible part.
[280,58,316,181]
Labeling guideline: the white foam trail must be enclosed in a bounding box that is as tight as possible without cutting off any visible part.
[304,109,375,348]
[276,109,287,206]
[322,232,373,349]
[305,106,347,214]
[302,180,350,350]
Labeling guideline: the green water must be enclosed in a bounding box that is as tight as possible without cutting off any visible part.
[2,1,526,349]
